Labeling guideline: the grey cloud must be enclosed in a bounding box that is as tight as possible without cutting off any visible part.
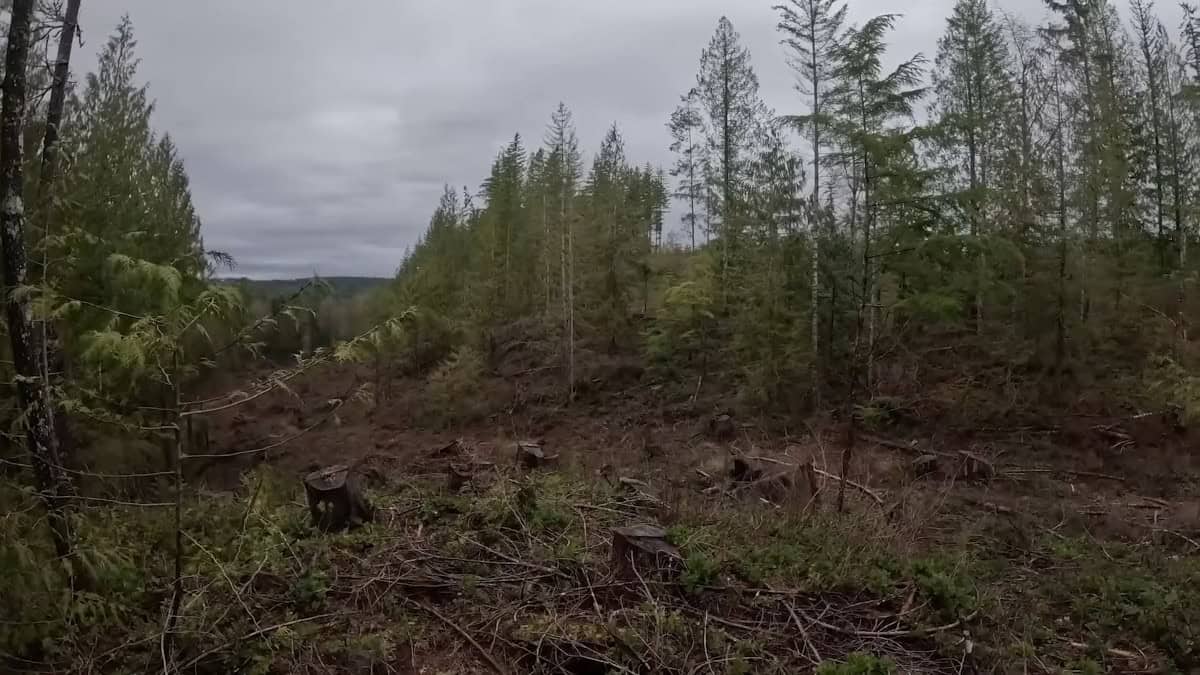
[78,0,1177,279]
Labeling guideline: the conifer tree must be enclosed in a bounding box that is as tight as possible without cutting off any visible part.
[584,123,634,347]
[1131,0,1168,261]
[668,93,706,250]
[545,104,582,398]
[828,14,926,389]
[53,18,207,346]
[690,17,770,291]
[776,0,846,407]
[930,0,1015,329]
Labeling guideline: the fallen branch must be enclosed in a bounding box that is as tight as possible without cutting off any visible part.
[785,602,822,664]
[862,434,955,459]
[1067,641,1141,660]
[1002,467,1127,483]
[793,603,979,639]
[740,456,884,507]
[1157,529,1200,550]
[177,612,344,671]
[812,467,884,507]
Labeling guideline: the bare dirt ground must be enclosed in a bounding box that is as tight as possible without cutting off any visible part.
[189,352,1200,673]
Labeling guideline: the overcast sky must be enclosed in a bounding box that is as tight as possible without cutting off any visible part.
[78,0,1169,279]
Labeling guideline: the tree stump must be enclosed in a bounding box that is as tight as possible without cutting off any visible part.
[517,441,545,469]
[447,462,473,492]
[304,465,373,532]
[610,524,681,581]
[911,454,940,478]
[957,451,995,482]
[708,414,736,441]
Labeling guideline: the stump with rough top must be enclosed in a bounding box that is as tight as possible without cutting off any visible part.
[610,524,681,581]
[304,464,373,532]
[517,441,545,469]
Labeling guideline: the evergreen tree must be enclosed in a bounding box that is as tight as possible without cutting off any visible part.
[930,0,1014,236]
[1131,0,1168,260]
[52,17,207,342]
[827,14,926,389]
[690,17,770,289]
[930,0,1016,330]
[776,0,847,407]
[583,123,634,347]
[668,93,706,250]
[545,103,582,398]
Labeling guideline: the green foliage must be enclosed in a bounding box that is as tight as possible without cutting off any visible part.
[816,653,896,675]
[680,551,721,592]
[644,260,718,373]
[426,345,487,426]
[1144,354,1200,422]
[909,558,976,619]
[291,569,330,610]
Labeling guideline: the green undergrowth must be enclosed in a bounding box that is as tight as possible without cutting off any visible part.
[984,533,1200,672]
[2,470,1196,673]
[665,508,980,621]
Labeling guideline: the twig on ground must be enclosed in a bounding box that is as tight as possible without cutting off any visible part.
[1001,466,1127,483]
[1066,641,1141,660]
[409,600,509,675]
[793,603,980,639]
[176,612,343,671]
[1157,529,1200,550]
[813,467,884,506]
[785,602,822,664]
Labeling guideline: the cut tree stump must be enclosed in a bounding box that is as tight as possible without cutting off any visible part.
[610,524,681,581]
[517,441,545,469]
[304,465,374,532]
[958,451,996,482]
[708,414,736,441]
[447,463,473,492]
[911,454,940,478]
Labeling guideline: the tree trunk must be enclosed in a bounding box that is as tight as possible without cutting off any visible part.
[0,0,70,559]
[811,228,821,409]
[37,0,81,193]
[35,0,82,466]
[559,148,574,401]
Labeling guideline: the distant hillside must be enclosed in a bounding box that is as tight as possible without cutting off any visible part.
[222,276,391,299]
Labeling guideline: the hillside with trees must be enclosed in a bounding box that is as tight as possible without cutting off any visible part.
[3,0,1200,673]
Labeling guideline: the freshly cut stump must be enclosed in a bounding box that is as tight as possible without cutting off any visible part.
[304,464,373,532]
[611,524,681,581]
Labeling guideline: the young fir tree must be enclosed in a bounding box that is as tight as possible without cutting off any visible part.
[930,0,1015,330]
[689,17,770,294]
[827,13,926,390]
[668,92,706,250]
[53,19,206,337]
[1046,0,1144,327]
[477,134,528,330]
[583,123,635,348]
[544,103,582,399]
[1131,0,1169,263]
[931,0,1013,235]
[736,124,807,405]
[776,0,846,408]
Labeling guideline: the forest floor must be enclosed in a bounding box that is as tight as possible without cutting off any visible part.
[180,341,1200,674]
